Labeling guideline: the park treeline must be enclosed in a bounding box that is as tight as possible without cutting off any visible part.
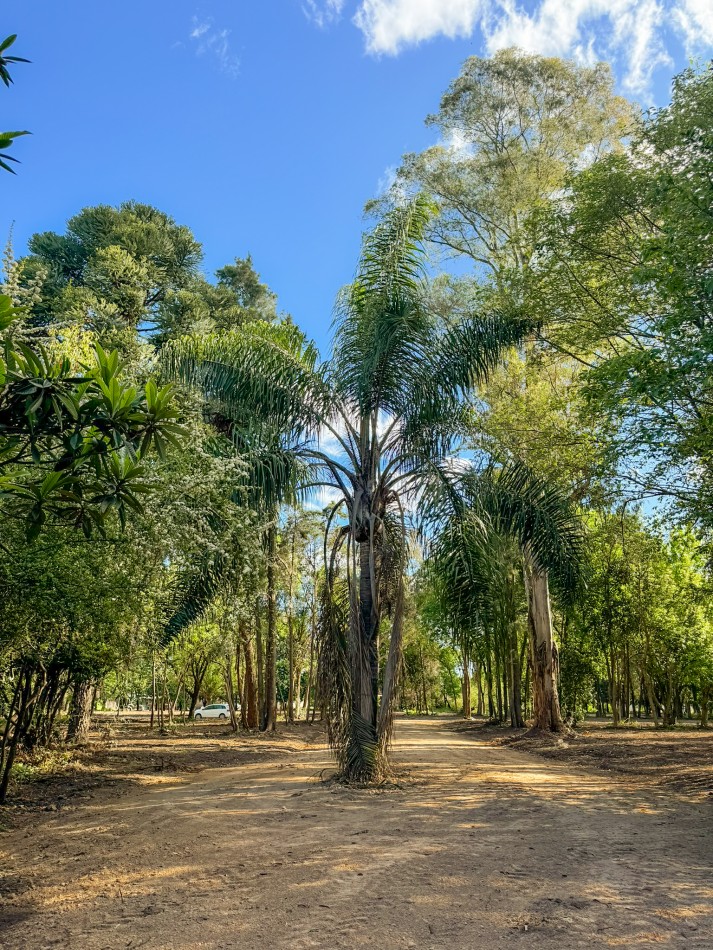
[1,43,712,799]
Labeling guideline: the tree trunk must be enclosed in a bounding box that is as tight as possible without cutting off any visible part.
[700,686,710,728]
[305,622,316,725]
[509,625,525,728]
[287,614,295,724]
[495,648,503,722]
[355,539,378,732]
[524,562,563,733]
[159,659,168,731]
[0,668,33,805]
[485,652,495,718]
[0,673,23,773]
[255,598,265,726]
[241,626,259,729]
[150,653,156,730]
[66,680,94,743]
[609,647,620,727]
[662,669,677,726]
[187,661,208,719]
[263,523,278,732]
[461,653,472,720]
[224,661,239,732]
[474,662,484,716]
[239,644,249,730]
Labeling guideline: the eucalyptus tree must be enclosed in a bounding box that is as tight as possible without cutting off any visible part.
[374,49,633,283]
[166,196,531,780]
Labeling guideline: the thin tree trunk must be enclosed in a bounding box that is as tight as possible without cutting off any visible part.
[700,686,710,728]
[239,644,249,730]
[509,625,524,728]
[224,661,239,732]
[461,650,472,720]
[150,652,156,730]
[241,626,259,729]
[305,628,315,726]
[0,672,23,773]
[187,661,208,718]
[609,646,620,726]
[485,651,495,718]
[376,579,404,746]
[169,672,185,724]
[263,523,278,732]
[0,668,33,805]
[159,658,168,731]
[287,525,297,723]
[474,661,484,716]
[287,615,295,724]
[255,598,265,726]
[419,645,429,715]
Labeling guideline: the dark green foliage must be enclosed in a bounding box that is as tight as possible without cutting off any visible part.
[0,303,185,539]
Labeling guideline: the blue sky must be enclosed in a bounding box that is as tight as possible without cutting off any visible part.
[4,1,711,352]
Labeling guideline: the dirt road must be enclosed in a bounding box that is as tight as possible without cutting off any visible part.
[1,718,711,949]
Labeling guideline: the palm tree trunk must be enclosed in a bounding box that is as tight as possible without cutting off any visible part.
[356,539,378,731]
[524,561,563,733]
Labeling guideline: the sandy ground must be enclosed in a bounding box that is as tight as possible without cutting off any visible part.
[1,717,712,949]
[454,718,713,801]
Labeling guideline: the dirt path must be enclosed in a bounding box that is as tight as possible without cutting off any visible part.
[1,718,711,949]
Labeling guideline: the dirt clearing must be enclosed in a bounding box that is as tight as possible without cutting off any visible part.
[451,718,713,801]
[1,717,711,949]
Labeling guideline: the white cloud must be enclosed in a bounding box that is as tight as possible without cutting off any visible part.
[303,0,346,28]
[674,0,713,50]
[306,0,713,93]
[483,0,672,92]
[354,0,484,54]
[376,164,398,196]
[189,16,240,78]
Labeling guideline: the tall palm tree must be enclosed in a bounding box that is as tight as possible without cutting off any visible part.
[165,196,533,780]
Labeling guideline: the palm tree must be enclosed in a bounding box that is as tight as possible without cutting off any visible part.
[426,462,583,732]
[165,196,533,780]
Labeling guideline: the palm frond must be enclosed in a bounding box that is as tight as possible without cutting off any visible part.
[430,308,537,399]
[163,321,332,442]
[162,551,230,644]
[331,196,438,416]
[355,193,435,305]
[466,461,585,599]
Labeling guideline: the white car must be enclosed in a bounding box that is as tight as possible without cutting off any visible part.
[194,703,230,720]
